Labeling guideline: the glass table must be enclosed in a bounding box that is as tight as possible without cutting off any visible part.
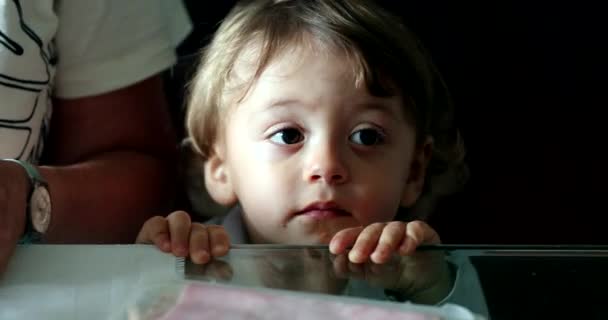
[180,244,608,320]
[3,244,607,319]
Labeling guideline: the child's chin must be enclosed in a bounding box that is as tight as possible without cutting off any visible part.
[291,213,357,227]
[281,232,331,245]
[288,220,358,244]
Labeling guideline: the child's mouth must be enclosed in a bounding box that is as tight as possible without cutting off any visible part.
[301,209,350,219]
[297,202,351,219]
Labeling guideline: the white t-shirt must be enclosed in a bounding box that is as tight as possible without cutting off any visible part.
[0,0,192,162]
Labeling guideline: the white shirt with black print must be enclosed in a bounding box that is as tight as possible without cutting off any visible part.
[0,0,191,163]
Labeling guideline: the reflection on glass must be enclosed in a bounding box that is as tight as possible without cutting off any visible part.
[180,247,455,305]
[179,245,608,320]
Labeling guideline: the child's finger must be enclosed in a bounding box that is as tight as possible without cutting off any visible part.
[399,220,441,255]
[347,259,365,276]
[370,221,406,264]
[189,223,210,264]
[331,253,351,279]
[368,261,398,276]
[167,211,192,257]
[329,226,364,255]
[136,216,171,252]
[348,223,385,264]
[204,260,234,280]
[207,225,230,257]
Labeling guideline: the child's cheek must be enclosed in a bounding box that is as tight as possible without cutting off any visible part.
[256,142,297,162]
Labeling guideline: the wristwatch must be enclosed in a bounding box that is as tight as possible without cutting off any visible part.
[2,159,52,241]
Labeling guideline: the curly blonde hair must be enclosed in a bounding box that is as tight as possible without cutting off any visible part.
[186,0,467,218]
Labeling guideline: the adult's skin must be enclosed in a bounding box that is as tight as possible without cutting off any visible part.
[0,75,177,275]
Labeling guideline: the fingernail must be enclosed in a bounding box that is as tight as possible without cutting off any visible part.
[329,241,339,254]
[212,245,226,255]
[400,242,412,255]
[348,250,361,263]
[370,251,383,263]
[177,247,188,257]
[195,251,209,263]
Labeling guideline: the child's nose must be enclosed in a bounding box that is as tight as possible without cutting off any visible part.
[304,146,349,185]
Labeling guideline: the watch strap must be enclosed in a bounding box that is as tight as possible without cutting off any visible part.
[1,159,46,242]
[2,159,47,186]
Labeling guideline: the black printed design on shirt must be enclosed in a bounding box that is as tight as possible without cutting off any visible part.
[0,0,57,160]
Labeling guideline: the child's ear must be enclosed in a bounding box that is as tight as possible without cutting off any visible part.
[204,146,237,206]
[401,136,433,207]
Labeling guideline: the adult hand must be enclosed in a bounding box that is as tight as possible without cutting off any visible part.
[0,160,28,276]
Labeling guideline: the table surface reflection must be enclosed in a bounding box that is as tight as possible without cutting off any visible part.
[2,244,608,320]
[180,244,608,320]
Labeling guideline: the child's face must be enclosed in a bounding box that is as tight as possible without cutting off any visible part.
[206,45,429,245]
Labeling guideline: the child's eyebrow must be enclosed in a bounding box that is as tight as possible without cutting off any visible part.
[262,99,302,111]
[354,101,401,119]
[260,98,401,119]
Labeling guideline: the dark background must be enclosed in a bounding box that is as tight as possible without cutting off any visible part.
[167,1,608,244]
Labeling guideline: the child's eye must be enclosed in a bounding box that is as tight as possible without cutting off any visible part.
[269,128,304,145]
[349,128,385,146]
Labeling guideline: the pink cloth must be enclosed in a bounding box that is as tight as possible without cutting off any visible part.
[161,283,440,320]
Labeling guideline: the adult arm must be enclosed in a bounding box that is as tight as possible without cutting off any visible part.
[41,75,177,243]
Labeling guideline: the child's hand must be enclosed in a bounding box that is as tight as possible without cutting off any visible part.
[331,250,453,304]
[329,221,440,264]
[135,211,230,264]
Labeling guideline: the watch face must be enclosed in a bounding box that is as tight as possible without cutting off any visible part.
[31,185,52,233]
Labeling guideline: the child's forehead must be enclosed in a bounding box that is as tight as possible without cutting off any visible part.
[224,35,405,119]
[231,37,351,82]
